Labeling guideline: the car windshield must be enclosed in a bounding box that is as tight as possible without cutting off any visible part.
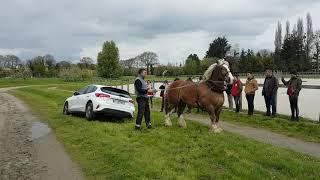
[100,87,131,98]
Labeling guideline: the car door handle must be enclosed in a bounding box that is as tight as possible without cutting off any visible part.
[86,96,89,98]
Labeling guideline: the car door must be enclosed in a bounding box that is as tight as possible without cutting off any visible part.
[78,86,96,112]
[67,95,78,112]
[73,86,89,112]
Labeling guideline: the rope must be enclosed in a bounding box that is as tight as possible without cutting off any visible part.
[165,80,225,91]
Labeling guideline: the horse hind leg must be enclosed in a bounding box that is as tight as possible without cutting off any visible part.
[177,101,187,128]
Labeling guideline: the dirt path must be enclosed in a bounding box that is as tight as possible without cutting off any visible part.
[152,107,320,158]
[0,92,84,180]
[184,113,320,158]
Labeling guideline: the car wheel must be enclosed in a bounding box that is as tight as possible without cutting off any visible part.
[63,102,70,115]
[85,102,95,121]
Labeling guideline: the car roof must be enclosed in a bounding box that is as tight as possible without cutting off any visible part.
[89,85,120,88]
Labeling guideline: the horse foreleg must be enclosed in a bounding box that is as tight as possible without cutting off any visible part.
[177,102,187,128]
[207,105,220,133]
[215,107,223,133]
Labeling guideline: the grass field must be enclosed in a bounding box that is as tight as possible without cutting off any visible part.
[0,76,184,89]
[0,78,67,87]
[150,98,320,143]
[9,85,320,179]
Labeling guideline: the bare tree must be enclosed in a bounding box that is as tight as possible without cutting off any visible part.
[136,52,159,74]
[79,57,94,69]
[274,21,282,51]
[43,54,56,68]
[313,30,320,72]
[3,55,21,68]
[306,13,314,60]
[121,58,136,69]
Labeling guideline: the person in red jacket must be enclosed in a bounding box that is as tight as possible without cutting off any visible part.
[231,74,243,113]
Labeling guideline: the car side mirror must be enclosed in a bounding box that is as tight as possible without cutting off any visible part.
[74,92,80,96]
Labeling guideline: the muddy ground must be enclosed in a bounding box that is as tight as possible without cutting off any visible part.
[0,92,84,180]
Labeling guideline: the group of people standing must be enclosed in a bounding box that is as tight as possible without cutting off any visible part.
[226,69,302,121]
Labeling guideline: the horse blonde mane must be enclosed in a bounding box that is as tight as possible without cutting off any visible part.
[203,59,229,81]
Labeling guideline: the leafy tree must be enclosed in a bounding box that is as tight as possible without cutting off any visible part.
[200,57,218,72]
[306,13,314,60]
[274,21,282,51]
[313,30,320,72]
[27,56,46,77]
[206,36,231,58]
[183,54,201,75]
[97,40,121,78]
[281,33,309,71]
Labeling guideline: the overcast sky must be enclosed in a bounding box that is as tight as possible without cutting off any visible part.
[1,0,320,64]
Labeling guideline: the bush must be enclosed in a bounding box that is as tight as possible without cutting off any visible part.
[59,66,86,82]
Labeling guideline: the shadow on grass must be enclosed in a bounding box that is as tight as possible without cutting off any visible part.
[68,113,133,123]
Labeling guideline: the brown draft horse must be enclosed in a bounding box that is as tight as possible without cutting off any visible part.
[164,61,233,133]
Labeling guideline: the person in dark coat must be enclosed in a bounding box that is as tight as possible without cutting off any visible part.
[225,76,233,110]
[159,80,168,112]
[262,69,279,117]
[134,68,156,130]
[281,70,302,121]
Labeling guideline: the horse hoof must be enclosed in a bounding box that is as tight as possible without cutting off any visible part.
[209,125,222,133]
[164,119,172,127]
[215,128,223,133]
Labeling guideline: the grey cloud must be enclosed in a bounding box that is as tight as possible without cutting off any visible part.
[0,0,319,61]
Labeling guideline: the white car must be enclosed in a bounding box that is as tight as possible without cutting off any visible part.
[63,85,135,120]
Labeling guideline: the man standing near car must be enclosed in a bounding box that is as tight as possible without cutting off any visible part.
[134,68,155,130]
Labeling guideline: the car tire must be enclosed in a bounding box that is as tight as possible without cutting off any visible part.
[63,102,70,115]
[85,102,95,121]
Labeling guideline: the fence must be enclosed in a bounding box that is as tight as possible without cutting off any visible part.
[175,71,320,79]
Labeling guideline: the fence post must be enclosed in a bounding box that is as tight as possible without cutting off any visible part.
[127,84,130,92]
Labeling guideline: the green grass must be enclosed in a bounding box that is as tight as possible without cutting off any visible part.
[10,85,320,179]
[151,98,320,143]
[0,78,67,88]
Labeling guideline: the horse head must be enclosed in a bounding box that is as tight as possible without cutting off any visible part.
[210,64,229,81]
[218,59,234,82]
[203,59,233,82]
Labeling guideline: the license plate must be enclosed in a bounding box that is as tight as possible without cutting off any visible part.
[113,99,125,105]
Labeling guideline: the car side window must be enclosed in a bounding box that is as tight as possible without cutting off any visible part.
[78,87,88,95]
[85,86,96,94]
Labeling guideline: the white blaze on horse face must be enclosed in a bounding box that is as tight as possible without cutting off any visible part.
[222,64,234,82]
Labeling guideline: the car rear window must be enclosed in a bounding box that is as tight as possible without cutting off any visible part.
[100,87,131,98]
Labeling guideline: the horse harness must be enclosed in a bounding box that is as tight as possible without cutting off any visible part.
[166,80,225,108]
